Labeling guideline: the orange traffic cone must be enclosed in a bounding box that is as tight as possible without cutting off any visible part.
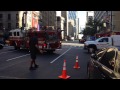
[73,55,80,69]
[58,60,70,79]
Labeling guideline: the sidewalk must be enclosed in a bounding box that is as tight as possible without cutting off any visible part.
[62,40,79,43]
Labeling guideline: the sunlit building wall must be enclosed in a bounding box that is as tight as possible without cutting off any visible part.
[61,11,67,39]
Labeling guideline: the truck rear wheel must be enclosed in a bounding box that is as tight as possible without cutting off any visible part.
[14,42,20,50]
[47,50,55,53]
[14,43,17,50]
[88,48,94,54]
[88,47,96,54]
[88,45,97,54]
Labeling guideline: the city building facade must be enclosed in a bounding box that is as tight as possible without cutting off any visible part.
[40,11,56,29]
[86,11,94,23]
[32,11,40,30]
[75,18,79,38]
[61,11,67,39]
[57,16,65,40]
[94,11,112,33]
[68,19,75,37]
[0,11,40,32]
[111,11,120,32]
[0,11,19,31]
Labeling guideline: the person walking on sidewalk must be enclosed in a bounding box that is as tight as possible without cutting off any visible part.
[29,31,39,70]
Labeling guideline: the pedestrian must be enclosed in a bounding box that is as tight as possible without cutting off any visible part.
[29,31,39,70]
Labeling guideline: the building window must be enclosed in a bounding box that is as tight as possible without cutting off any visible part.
[57,17,60,21]
[14,32,16,36]
[0,23,3,29]
[16,23,19,28]
[16,14,19,21]
[0,14,3,19]
[8,14,11,20]
[8,23,11,29]
[17,32,19,36]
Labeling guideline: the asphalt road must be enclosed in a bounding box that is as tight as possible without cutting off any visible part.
[0,40,90,79]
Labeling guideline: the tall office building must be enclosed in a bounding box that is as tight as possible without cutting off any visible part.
[94,11,112,33]
[86,11,94,23]
[61,11,67,39]
[68,11,77,20]
[94,11,108,22]
[67,11,78,39]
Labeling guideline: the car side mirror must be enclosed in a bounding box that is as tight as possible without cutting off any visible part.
[91,53,98,60]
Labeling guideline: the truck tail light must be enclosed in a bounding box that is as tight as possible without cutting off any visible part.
[43,44,46,48]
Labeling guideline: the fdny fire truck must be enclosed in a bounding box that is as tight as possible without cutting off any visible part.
[8,28,62,53]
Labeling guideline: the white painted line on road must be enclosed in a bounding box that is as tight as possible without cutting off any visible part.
[6,54,30,61]
[50,47,72,63]
[4,46,14,48]
[0,50,17,55]
[0,75,26,79]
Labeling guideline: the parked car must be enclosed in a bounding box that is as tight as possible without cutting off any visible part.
[87,47,120,79]
[79,39,86,43]
[70,37,75,41]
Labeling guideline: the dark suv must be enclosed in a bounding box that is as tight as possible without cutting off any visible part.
[87,47,120,79]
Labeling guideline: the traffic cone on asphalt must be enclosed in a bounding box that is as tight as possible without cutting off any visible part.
[58,60,70,79]
[73,55,80,69]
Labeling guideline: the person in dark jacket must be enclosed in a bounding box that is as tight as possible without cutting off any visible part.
[29,31,39,70]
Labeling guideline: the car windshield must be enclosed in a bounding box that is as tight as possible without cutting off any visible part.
[45,33,58,41]
[95,37,103,42]
[99,48,116,70]
[95,48,107,60]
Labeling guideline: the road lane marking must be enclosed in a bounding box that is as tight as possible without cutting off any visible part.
[0,50,17,55]
[4,46,14,48]
[0,75,26,79]
[0,60,28,71]
[6,54,30,61]
[50,47,72,63]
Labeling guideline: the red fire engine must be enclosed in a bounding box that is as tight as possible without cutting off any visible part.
[8,28,62,53]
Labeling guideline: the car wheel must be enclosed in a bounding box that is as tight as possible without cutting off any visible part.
[88,48,94,54]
